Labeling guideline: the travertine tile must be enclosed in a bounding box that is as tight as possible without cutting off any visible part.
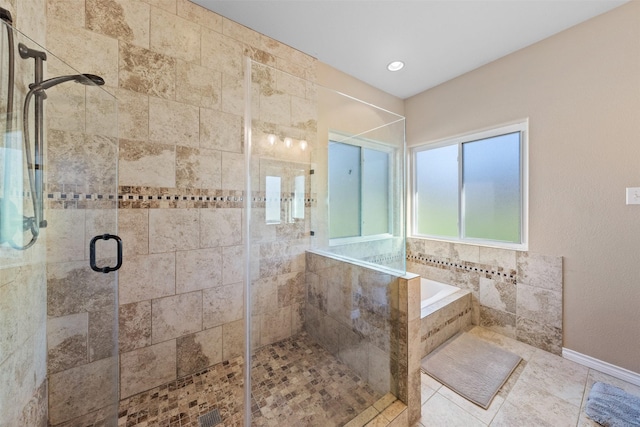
[176,326,222,376]
[118,139,175,187]
[202,283,243,329]
[480,277,516,313]
[48,0,85,28]
[201,27,244,78]
[505,378,581,426]
[251,276,278,315]
[47,313,88,374]
[119,300,152,353]
[260,306,291,346]
[47,260,115,316]
[150,7,200,64]
[88,308,116,362]
[516,317,562,355]
[452,243,480,263]
[143,0,176,14]
[491,400,552,427]
[221,151,245,190]
[516,284,562,328]
[117,88,149,141]
[176,0,222,31]
[49,357,118,424]
[221,73,244,116]
[151,291,202,343]
[199,108,242,153]
[118,252,175,304]
[419,393,485,427]
[176,61,222,109]
[47,131,118,194]
[199,208,242,248]
[517,252,562,292]
[86,0,150,49]
[149,208,199,253]
[117,209,149,257]
[119,42,176,99]
[85,87,118,138]
[45,85,85,134]
[176,247,222,293]
[478,246,517,271]
[222,318,243,360]
[47,22,119,87]
[120,340,176,398]
[222,245,243,285]
[517,349,588,407]
[149,96,199,147]
[46,209,85,262]
[480,306,516,338]
[199,148,223,189]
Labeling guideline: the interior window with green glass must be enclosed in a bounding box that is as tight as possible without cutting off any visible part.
[413,122,527,249]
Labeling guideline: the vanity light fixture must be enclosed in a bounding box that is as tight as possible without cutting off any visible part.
[387,60,404,72]
[284,137,293,148]
[299,140,308,151]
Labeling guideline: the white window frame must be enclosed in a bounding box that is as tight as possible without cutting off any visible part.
[411,121,529,251]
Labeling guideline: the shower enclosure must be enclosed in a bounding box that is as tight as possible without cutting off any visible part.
[245,58,407,425]
[0,19,119,426]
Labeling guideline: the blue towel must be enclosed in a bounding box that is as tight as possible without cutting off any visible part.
[585,382,640,427]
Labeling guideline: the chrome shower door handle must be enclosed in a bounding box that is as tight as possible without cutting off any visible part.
[89,234,123,273]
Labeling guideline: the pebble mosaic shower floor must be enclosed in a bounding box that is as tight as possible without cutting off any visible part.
[117,332,382,427]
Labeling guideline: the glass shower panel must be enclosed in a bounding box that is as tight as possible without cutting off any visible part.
[0,23,119,427]
[248,58,405,426]
[315,86,406,273]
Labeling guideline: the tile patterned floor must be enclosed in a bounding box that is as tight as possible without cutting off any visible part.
[414,326,640,427]
[117,332,382,427]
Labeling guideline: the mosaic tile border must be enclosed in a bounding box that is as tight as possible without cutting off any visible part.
[406,252,517,284]
[43,186,317,210]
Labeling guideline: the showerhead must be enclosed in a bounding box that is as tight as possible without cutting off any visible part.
[31,73,105,91]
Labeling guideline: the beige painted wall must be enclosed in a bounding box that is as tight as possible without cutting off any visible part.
[405,2,640,373]
[318,62,405,116]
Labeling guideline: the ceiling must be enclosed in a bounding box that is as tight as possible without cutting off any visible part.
[192,1,628,99]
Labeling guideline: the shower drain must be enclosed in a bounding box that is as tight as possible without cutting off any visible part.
[198,408,222,427]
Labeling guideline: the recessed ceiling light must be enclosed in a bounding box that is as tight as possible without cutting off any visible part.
[387,61,404,72]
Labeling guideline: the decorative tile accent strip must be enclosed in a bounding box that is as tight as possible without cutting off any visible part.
[423,307,473,340]
[407,253,517,284]
[45,187,317,209]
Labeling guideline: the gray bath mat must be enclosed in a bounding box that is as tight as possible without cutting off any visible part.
[421,332,521,409]
[585,382,640,427]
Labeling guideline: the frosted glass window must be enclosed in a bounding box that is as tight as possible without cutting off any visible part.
[329,142,361,238]
[415,145,458,237]
[265,176,281,224]
[463,132,520,242]
[413,122,527,248]
[362,148,389,236]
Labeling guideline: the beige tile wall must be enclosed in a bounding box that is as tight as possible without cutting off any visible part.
[1,1,48,426]
[407,237,563,354]
[43,2,318,418]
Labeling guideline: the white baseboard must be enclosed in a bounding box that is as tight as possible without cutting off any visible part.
[562,348,640,387]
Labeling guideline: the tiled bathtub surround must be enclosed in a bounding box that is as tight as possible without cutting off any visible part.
[407,237,563,355]
[421,290,472,358]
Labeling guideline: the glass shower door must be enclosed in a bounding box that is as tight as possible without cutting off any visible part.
[0,23,120,427]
